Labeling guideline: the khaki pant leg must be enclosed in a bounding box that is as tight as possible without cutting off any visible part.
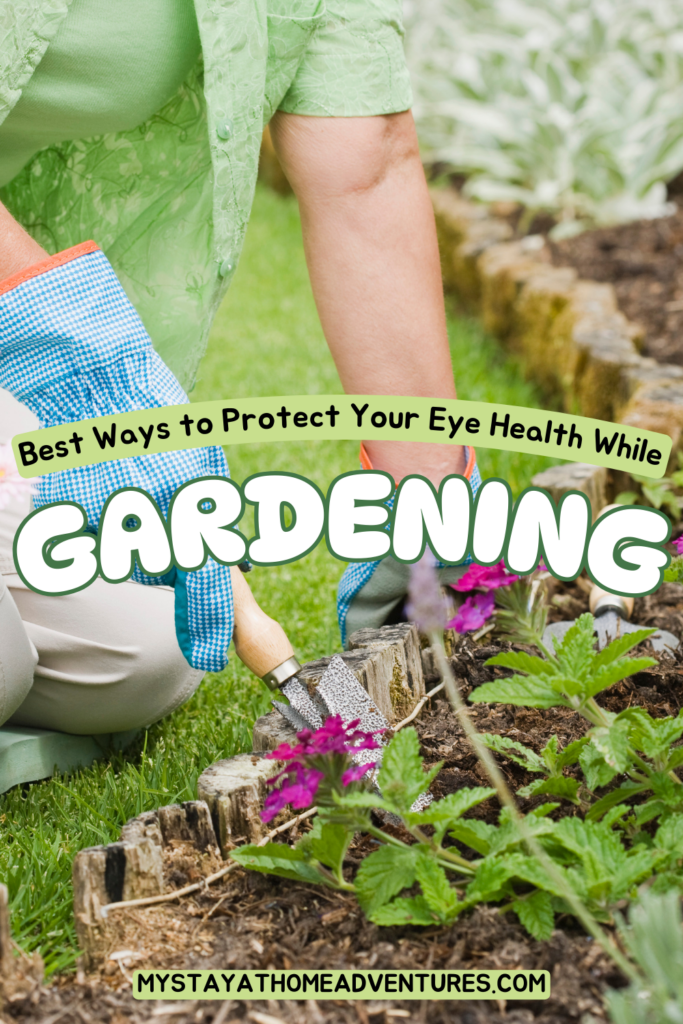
[6,575,204,734]
[0,388,203,735]
[0,574,38,726]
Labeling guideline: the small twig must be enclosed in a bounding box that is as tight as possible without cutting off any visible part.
[101,806,319,915]
[393,682,445,731]
[100,683,442,917]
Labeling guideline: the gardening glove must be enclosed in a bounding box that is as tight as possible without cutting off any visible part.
[0,241,232,672]
[337,444,482,645]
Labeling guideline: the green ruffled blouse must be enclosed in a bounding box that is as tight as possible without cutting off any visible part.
[0,0,412,391]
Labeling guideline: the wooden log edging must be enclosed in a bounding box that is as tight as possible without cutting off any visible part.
[432,188,683,478]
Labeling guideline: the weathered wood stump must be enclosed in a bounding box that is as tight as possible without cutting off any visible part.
[72,800,219,967]
[197,753,280,850]
[531,462,609,519]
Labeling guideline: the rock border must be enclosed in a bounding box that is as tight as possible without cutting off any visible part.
[432,189,683,488]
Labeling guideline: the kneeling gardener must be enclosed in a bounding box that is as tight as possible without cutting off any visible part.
[0,0,479,733]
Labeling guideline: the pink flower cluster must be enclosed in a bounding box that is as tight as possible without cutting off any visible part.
[448,560,519,634]
[261,715,382,823]
[674,535,683,554]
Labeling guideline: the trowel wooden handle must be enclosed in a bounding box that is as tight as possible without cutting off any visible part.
[230,565,300,689]
[589,585,634,619]
[588,504,634,619]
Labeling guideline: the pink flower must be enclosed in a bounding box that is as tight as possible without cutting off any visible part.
[266,716,382,763]
[674,535,683,555]
[451,560,519,593]
[0,443,34,512]
[261,715,383,821]
[341,762,377,786]
[449,591,495,633]
[262,766,324,822]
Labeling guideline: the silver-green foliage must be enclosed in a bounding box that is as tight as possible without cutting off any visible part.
[405,0,683,230]
[604,890,683,1023]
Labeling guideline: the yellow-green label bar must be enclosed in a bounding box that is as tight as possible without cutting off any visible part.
[12,395,671,479]
[132,968,551,1000]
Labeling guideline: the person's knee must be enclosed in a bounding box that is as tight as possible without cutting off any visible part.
[0,577,37,726]
[7,579,204,734]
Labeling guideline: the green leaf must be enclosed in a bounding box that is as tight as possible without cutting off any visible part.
[541,735,559,771]
[593,630,658,669]
[415,853,461,920]
[449,819,496,856]
[650,772,683,807]
[466,858,516,902]
[477,733,545,772]
[370,896,441,927]
[635,800,668,826]
[588,658,657,697]
[470,676,563,709]
[530,802,561,817]
[405,786,495,828]
[333,791,386,811]
[579,740,619,791]
[485,651,553,676]
[667,747,683,771]
[618,708,683,761]
[553,614,596,683]
[499,852,567,899]
[585,783,649,821]
[230,843,331,886]
[614,491,640,506]
[354,844,420,915]
[304,820,351,880]
[377,728,440,811]
[590,723,631,774]
[518,776,581,804]
[664,556,683,584]
[654,815,683,864]
[511,890,555,941]
[556,736,590,770]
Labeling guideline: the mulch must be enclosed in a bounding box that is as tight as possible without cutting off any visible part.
[549,209,683,366]
[5,578,683,1024]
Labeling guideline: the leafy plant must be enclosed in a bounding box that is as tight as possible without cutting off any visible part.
[233,560,683,963]
[616,454,683,521]
[603,890,683,1023]
[405,0,683,230]
[471,612,683,826]
[232,698,683,940]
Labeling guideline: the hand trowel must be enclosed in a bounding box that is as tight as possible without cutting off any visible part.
[543,584,679,654]
[541,505,679,655]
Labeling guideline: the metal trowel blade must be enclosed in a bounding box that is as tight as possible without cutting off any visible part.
[543,614,679,654]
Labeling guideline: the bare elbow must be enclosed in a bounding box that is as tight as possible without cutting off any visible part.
[270,110,420,205]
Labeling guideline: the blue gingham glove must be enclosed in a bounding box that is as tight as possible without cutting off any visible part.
[0,242,232,672]
[337,447,482,646]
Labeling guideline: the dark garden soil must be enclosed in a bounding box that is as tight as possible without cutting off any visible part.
[5,578,683,1024]
[548,209,683,366]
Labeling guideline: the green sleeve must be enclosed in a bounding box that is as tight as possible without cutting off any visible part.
[278,0,413,117]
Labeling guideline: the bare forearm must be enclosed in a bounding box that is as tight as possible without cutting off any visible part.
[0,202,47,280]
[270,111,465,483]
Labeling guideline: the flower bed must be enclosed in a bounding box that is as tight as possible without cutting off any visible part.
[4,572,682,1024]
[431,188,683,471]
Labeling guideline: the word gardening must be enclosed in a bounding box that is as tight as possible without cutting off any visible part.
[13,472,670,597]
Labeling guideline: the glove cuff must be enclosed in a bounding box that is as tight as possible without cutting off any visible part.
[0,240,99,297]
[0,239,184,417]
[359,441,478,480]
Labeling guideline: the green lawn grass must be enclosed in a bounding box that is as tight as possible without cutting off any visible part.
[0,185,559,975]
